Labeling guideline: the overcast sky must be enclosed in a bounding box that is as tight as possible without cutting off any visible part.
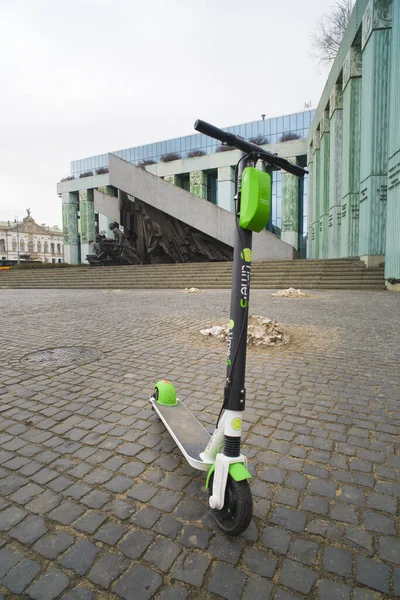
[0,0,333,227]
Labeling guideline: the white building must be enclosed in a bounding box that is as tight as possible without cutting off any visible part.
[0,211,63,263]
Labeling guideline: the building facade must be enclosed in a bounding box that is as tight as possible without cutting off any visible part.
[0,211,63,263]
[61,110,314,262]
[307,0,399,288]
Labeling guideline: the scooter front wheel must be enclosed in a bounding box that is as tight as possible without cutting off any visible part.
[208,473,253,535]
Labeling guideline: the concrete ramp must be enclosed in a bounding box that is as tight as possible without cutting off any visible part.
[108,154,297,261]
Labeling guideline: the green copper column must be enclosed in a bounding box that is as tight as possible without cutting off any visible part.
[306,146,314,258]
[164,175,181,186]
[341,46,362,257]
[217,167,235,212]
[62,192,79,264]
[319,111,330,258]
[385,0,400,287]
[311,131,321,258]
[190,170,208,199]
[281,158,299,251]
[328,85,343,258]
[79,189,96,263]
[359,0,392,267]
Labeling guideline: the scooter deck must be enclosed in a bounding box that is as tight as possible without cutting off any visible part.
[151,399,212,470]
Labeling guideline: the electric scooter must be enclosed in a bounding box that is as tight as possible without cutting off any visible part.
[150,119,307,535]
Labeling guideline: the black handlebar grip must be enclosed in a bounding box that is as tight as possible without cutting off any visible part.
[194,119,230,144]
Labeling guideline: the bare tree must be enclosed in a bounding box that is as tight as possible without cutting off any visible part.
[311,0,355,65]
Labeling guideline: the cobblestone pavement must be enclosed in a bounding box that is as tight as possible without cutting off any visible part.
[0,288,400,600]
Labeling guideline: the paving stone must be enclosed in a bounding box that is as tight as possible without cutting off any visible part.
[25,489,62,514]
[58,539,100,575]
[104,476,133,493]
[131,507,160,528]
[150,490,182,512]
[74,512,107,534]
[323,546,352,577]
[0,546,24,578]
[343,526,373,555]
[302,495,329,515]
[208,534,244,564]
[153,515,182,538]
[63,482,92,500]
[285,473,308,490]
[112,564,162,600]
[318,579,351,600]
[394,568,400,597]
[156,584,189,600]
[307,519,341,541]
[379,536,400,564]
[127,482,158,501]
[274,589,301,600]
[61,589,94,600]
[353,588,380,600]
[355,555,391,593]
[174,498,206,520]
[160,473,191,491]
[94,522,128,545]
[172,551,211,587]
[119,461,146,477]
[145,536,181,572]
[288,539,319,565]
[363,509,396,534]
[9,514,47,546]
[261,526,291,554]
[260,467,286,483]
[331,502,359,525]
[274,487,299,507]
[0,506,27,531]
[339,485,366,506]
[207,563,246,600]
[242,547,277,577]
[48,500,85,524]
[31,468,59,484]
[33,531,74,559]
[367,492,397,515]
[87,552,130,588]
[85,468,113,485]
[309,480,337,499]
[178,525,213,550]
[2,558,41,594]
[9,482,43,504]
[48,476,73,492]
[26,568,70,600]
[0,474,27,494]
[81,489,110,509]
[270,506,307,533]
[280,559,318,594]
[119,530,154,559]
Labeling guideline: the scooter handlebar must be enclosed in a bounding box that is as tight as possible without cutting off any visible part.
[194,118,307,177]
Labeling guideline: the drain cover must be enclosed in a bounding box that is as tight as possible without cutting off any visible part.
[21,347,101,369]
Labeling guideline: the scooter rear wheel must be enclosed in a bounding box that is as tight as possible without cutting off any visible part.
[208,473,253,535]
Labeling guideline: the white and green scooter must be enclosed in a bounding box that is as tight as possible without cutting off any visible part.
[150,119,307,535]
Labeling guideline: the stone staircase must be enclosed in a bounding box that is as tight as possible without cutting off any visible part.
[0,259,385,290]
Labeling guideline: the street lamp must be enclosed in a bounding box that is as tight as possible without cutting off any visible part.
[14,218,20,264]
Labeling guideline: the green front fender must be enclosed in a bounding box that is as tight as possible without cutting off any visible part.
[205,462,252,490]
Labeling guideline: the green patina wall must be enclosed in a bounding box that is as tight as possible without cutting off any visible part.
[311,135,321,258]
[319,111,330,258]
[61,192,78,246]
[164,175,181,186]
[328,85,343,258]
[385,0,400,280]
[359,2,392,257]
[281,158,299,250]
[190,170,208,200]
[341,47,362,257]
[79,189,96,245]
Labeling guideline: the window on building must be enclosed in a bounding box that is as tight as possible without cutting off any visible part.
[44,241,49,254]
[20,240,25,252]
[28,240,34,253]
[12,239,17,251]
[37,241,42,253]
[57,243,61,254]
[51,242,55,254]
[0,239,5,252]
